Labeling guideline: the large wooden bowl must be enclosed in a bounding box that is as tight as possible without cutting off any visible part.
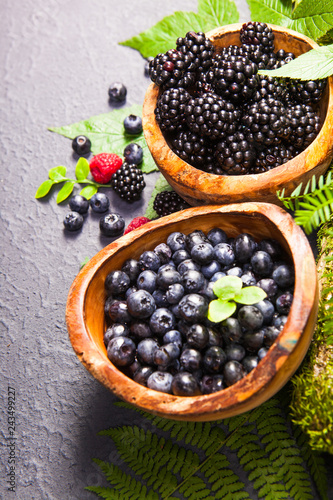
[143,24,333,206]
[66,203,318,421]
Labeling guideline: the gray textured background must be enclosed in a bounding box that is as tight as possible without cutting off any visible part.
[1,1,332,499]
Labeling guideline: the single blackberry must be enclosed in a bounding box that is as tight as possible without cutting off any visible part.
[242,45,277,69]
[170,129,210,167]
[153,191,190,216]
[252,75,290,102]
[184,92,240,140]
[242,97,289,147]
[240,22,275,54]
[288,79,327,104]
[215,131,255,175]
[251,143,297,173]
[210,52,259,102]
[176,31,215,73]
[273,49,296,68]
[149,49,195,89]
[285,103,321,149]
[155,87,191,133]
[111,162,146,202]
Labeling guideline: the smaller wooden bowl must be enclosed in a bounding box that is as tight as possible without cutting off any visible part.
[66,203,318,421]
[143,24,333,206]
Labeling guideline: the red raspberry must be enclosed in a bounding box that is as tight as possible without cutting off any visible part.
[124,217,151,234]
[89,153,123,184]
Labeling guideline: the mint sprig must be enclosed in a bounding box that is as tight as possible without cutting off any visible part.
[207,276,267,323]
[35,158,108,203]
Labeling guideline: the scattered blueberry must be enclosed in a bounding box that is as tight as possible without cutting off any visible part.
[63,211,84,231]
[100,213,125,236]
[90,192,110,213]
[72,135,91,156]
[108,82,127,102]
[124,114,143,135]
[69,194,89,214]
[123,143,143,164]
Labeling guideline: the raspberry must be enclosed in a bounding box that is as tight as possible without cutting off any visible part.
[89,153,123,184]
[124,216,151,234]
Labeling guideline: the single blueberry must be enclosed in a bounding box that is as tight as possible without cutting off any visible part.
[72,135,91,156]
[137,338,159,365]
[185,230,209,251]
[186,323,209,350]
[108,82,127,102]
[251,251,273,277]
[63,211,84,231]
[90,192,110,213]
[203,346,227,374]
[213,243,235,267]
[258,238,282,259]
[138,251,161,272]
[134,366,154,386]
[258,347,269,360]
[165,283,184,304]
[276,291,293,314]
[206,327,223,347]
[100,213,125,236]
[220,317,243,344]
[172,249,190,266]
[130,321,152,340]
[126,289,156,319]
[257,278,278,300]
[105,270,130,296]
[225,343,246,362]
[210,271,227,282]
[107,336,136,367]
[234,233,257,263]
[200,374,224,394]
[171,372,200,396]
[124,114,143,135]
[122,258,141,283]
[149,308,176,336]
[104,323,129,346]
[167,231,186,252]
[154,343,180,367]
[264,326,281,347]
[136,270,157,294]
[106,300,132,323]
[207,227,228,246]
[152,289,169,308]
[253,299,275,325]
[69,194,89,214]
[223,360,246,386]
[241,271,257,287]
[154,243,172,265]
[191,242,214,265]
[238,305,264,331]
[201,260,221,279]
[242,355,259,373]
[201,281,217,301]
[177,259,201,275]
[123,143,143,164]
[182,270,206,293]
[147,371,173,393]
[272,264,295,289]
[242,330,265,352]
[163,330,183,348]
[273,314,288,330]
[180,348,202,372]
[156,267,182,290]
[178,293,208,323]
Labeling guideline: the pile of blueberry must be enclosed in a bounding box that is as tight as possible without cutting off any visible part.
[103,227,295,396]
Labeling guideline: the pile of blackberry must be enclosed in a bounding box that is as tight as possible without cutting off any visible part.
[149,22,326,175]
[103,227,295,396]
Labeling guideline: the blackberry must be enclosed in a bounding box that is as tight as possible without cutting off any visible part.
[170,129,210,166]
[155,87,191,133]
[176,31,215,73]
[273,49,296,69]
[210,52,259,102]
[215,131,255,175]
[252,75,290,102]
[242,97,289,147]
[111,162,146,202]
[251,143,297,173]
[184,92,240,140]
[285,103,321,149]
[153,191,190,217]
[289,79,327,104]
[149,49,195,89]
[240,22,275,54]
[242,45,277,69]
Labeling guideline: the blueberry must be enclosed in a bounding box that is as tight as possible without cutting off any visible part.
[257,278,278,300]
[185,230,209,251]
[137,338,159,365]
[106,300,132,323]
[172,249,190,266]
[213,243,235,267]
[178,293,208,323]
[100,213,125,236]
[225,343,246,362]
[147,371,173,393]
[210,271,227,282]
[258,347,269,360]
[234,233,257,263]
[167,232,186,252]
[180,348,202,372]
[108,82,127,102]
[163,330,183,348]
[166,283,184,304]
[139,251,161,272]
[201,260,221,279]
[104,323,129,346]
[182,270,206,293]
[242,330,264,352]
[206,327,223,347]
[69,194,89,214]
[122,259,141,283]
[107,336,136,367]
[171,372,200,396]
[264,326,281,347]
[134,366,154,386]
[152,289,168,308]
[156,267,182,290]
[149,308,176,336]
[125,286,138,298]
[126,289,156,318]
[273,314,288,330]
[241,271,257,287]
[186,323,209,350]
[154,243,172,265]
[251,251,273,277]
[177,259,201,275]
[154,343,180,367]
[207,227,228,246]
[203,346,227,373]
[124,114,143,135]
[253,299,275,325]
[200,374,224,394]
[90,192,110,213]
[63,211,84,231]
[105,270,130,295]
[123,143,143,164]
[227,267,243,277]
[238,305,264,331]
[258,238,282,259]
[220,317,243,344]
[272,264,295,289]
[136,270,157,294]
[201,281,217,301]
[130,321,152,340]
[242,355,258,373]
[191,242,214,265]
[223,360,246,386]
[72,135,91,156]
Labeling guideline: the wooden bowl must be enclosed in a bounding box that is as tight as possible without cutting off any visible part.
[66,203,318,421]
[142,23,333,206]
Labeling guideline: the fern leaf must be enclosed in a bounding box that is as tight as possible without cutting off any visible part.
[85,486,123,499]
[201,453,250,500]
[178,475,213,500]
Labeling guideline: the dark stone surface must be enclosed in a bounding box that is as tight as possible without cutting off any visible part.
[1,1,332,499]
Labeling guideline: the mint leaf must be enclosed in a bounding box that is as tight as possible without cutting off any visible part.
[75,157,90,181]
[212,276,243,301]
[145,174,173,219]
[234,286,267,305]
[258,44,333,80]
[35,179,54,199]
[197,0,239,28]
[248,0,333,43]
[79,185,98,199]
[56,181,75,203]
[49,105,158,174]
[49,165,67,181]
[208,299,237,323]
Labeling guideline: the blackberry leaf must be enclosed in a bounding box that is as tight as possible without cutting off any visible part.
[197,0,239,27]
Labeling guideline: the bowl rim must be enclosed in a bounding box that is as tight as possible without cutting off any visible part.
[66,202,318,421]
[142,23,333,203]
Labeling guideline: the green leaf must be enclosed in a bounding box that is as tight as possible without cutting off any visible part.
[79,184,98,199]
[75,157,90,181]
[258,44,333,80]
[234,286,267,305]
[145,174,173,219]
[197,0,239,29]
[56,181,75,203]
[208,299,237,323]
[248,0,333,43]
[49,105,158,174]
[213,276,243,301]
[48,165,67,181]
[35,179,54,199]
